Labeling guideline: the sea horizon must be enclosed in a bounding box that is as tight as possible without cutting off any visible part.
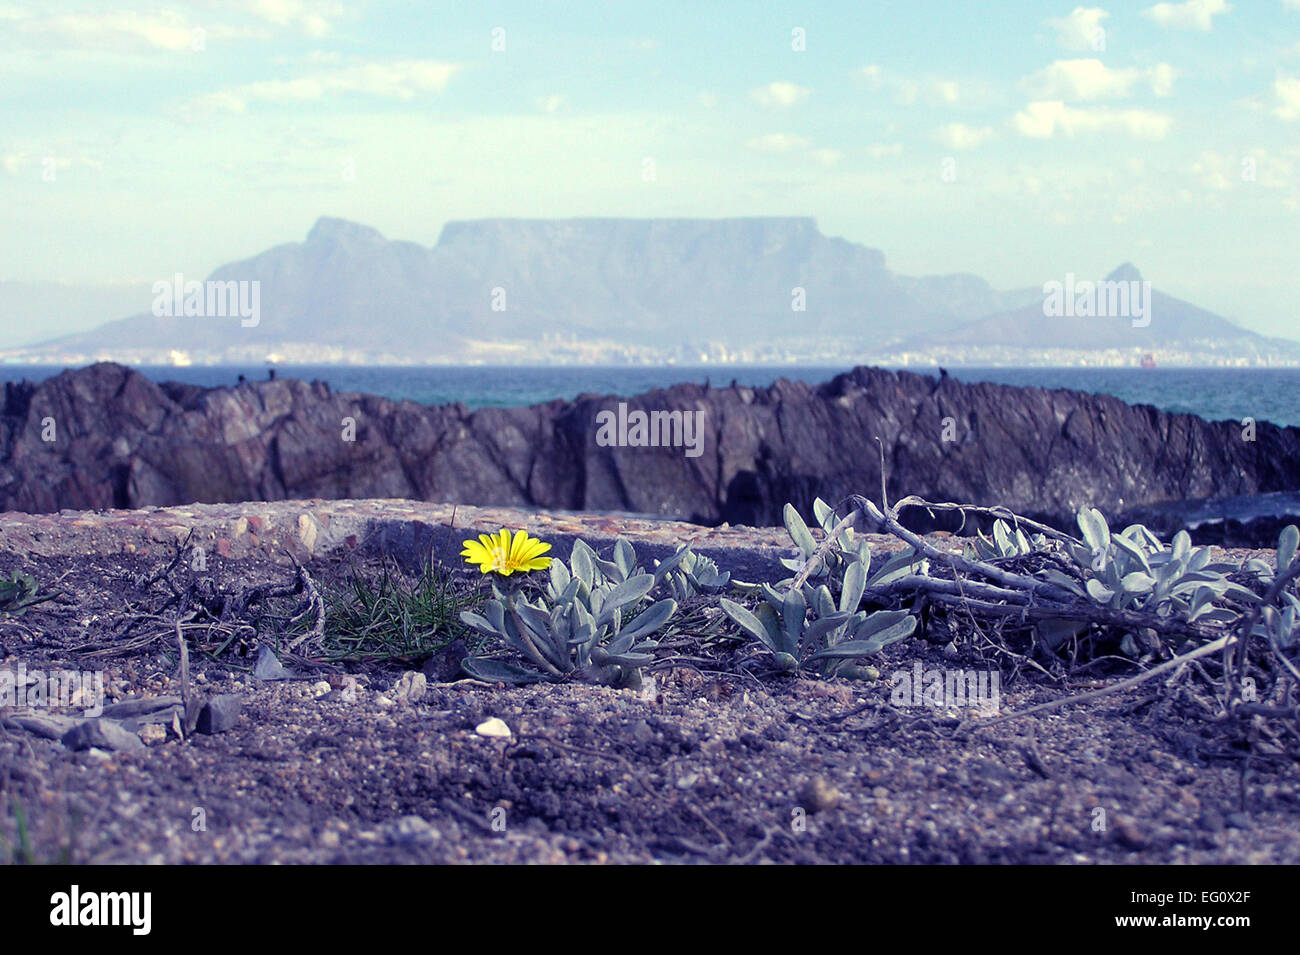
[3,362,1299,428]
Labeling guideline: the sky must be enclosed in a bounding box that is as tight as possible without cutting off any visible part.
[2,0,1299,340]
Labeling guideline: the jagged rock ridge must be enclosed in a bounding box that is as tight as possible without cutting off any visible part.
[2,364,1298,541]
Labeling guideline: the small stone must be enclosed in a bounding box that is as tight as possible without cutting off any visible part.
[139,723,168,745]
[383,815,439,847]
[676,773,699,789]
[321,830,341,849]
[628,718,657,745]
[393,670,427,704]
[1115,815,1147,850]
[312,681,333,698]
[297,513,319,555]
[61,719,145,753]
[252,645,294,681]
[638,676,659,703]
[797,776,843,814]
[100,695,183,720]
[1198,810,1226,833]
[376,695,395,708]
[1226,812,1251,830]
[7,713,82,740]
[475,717,512,739]
[196,694,242,734]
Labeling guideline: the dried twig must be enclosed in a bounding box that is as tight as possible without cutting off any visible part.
[978,632,1238,727]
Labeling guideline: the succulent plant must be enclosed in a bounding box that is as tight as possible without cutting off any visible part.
[721,559,916,679]
[1074,508,1254,617]
[778,497,929,589]
[1240,525,1300,651]
[967,519,1046,560]
[1240,525,1299,587]
[778,498,870,586]
[655,546,731,600]
[460,537,677,687]
[1035,507,1260,654]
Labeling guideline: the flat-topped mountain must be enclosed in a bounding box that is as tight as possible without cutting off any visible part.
[0,217,1048,364]
[7,218,1291,366]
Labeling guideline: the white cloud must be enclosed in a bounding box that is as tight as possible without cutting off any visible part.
[1024,59,1178,100]
[697,91,718,108]
[239,0,344,37]
[14,10,210,52]
[537,95,566,114]
[934,123,994,150]
[750,82,810,108]
[1046,7,1110,52]
[745,135,842,165]
[187,60,460,112]
[746,133,810,153]
[866,142,903,159]
[8,2,344,53]
[1142,0,1231,31]
[896,77,958,106]
[1273,74,1300,120]
[1148,63,1178,96]
[1012,101,1173,139]
[856,64,974,106]
[858,65,884,88]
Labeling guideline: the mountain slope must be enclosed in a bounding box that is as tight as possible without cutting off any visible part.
[7,217,1046,364]
[7,221,1293,366]
[900,264,1296,362]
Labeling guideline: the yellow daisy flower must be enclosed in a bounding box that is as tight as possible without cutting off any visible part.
[460,528,553,576]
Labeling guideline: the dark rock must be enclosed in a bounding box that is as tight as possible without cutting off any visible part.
[60,719,145,752]
[422,639,469,684]
[99,695,183,720]
[3,363,1299,544]
[196,694,242,734]
[6,713,82,740]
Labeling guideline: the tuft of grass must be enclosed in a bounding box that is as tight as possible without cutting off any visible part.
[306,559,481,663]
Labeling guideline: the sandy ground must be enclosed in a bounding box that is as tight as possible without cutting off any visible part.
[1,549,1297,865]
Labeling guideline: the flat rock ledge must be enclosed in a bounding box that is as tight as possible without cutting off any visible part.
[1,498,894,582]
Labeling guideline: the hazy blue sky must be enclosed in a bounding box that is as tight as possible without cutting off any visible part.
[2,0,1299,337]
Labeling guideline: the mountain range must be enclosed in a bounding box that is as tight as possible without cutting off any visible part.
[6,217,1295,366]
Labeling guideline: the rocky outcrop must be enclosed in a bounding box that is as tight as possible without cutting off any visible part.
[2,363,1298,540]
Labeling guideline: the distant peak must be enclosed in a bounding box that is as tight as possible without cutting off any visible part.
[306,217,386,246]
[1105,262,1143,284]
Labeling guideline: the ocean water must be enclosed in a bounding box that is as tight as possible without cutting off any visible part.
[3,364,1298,427]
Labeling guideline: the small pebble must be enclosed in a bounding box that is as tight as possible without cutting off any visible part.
[475,717,512,739]
[139,723,167,745]
[798,776,843,814]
